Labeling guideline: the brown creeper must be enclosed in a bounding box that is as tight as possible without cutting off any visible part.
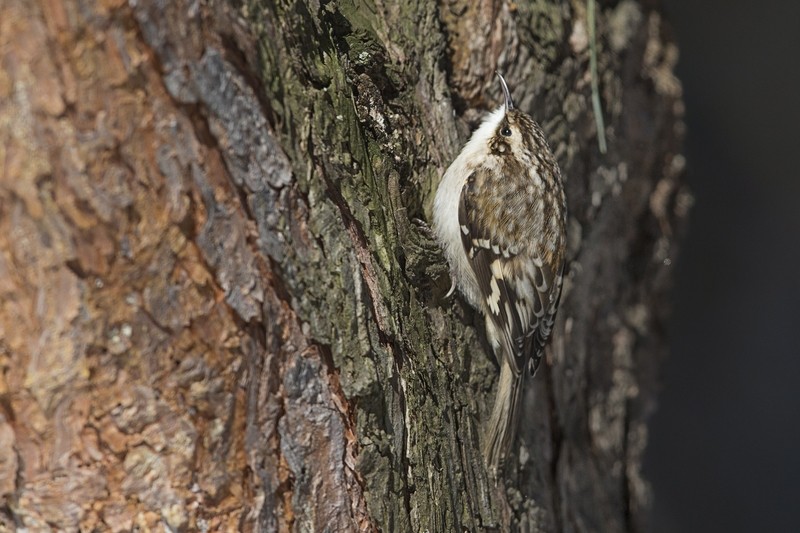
[433,73,566,470]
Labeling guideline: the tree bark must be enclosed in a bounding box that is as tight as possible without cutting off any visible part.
[0,0,686,531]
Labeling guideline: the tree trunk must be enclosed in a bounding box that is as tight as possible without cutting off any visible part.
[0,0,686,531]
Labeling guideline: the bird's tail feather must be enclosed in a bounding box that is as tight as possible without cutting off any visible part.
[484,359,526,471]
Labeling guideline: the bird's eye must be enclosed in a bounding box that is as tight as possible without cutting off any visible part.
[501,126,512,137]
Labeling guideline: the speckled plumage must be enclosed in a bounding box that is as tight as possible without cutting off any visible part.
[433,74,566,470]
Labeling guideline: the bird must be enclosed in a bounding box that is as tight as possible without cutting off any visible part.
[432,72,567,470]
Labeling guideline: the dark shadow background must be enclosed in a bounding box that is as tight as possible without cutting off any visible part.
[645,1,800,532]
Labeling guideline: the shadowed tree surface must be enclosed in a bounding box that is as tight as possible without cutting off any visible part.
[0,0,685,531]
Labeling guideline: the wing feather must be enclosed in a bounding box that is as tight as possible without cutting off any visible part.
[459,169,562,376]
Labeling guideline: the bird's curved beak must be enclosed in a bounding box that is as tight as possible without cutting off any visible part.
[496,72,514,112]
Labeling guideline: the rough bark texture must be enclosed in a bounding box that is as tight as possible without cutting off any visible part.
[0,0,686,531]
